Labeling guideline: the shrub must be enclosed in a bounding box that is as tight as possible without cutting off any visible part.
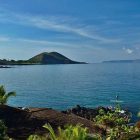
[44,124,90,140]
[28,135,45,140]
[94,108,129,128]
[0,120,9,140]
[28,124,100,140]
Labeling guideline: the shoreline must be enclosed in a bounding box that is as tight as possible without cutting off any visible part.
[0,104,133,139]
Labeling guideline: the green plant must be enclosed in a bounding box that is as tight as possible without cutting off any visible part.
[94,108,129,128]
[106,124,140,140]
[44,124,92,140]
[43,123,56,140]
[137,112,140,118]
[28,124,100,140]
[0,85,16,105]
[94,108,138,139]
[28,135,45,140]
[106,128,119,140]
[0,120,9,140]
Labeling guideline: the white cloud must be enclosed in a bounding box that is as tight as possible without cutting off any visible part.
[19,15,121,43]
[16,38,74,47]
[0,36,79,48]
[123,47,134,54]
[0,9,120,44]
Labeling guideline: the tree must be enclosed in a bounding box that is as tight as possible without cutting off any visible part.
[0,85,16,105]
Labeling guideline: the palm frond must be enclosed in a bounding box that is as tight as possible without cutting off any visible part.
[2,92,16,104]
[0,86,6,97]
[43,124,57,140]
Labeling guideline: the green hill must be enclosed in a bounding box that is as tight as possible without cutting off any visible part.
[0,52,85,65]
[28,52,85,64]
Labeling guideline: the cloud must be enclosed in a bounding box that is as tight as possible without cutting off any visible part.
[19,15,121,43]
[16,38,74,47]
[0,9,120,44]
[0,36,10,42]
[0,35,79,48]
[123,47,134,54]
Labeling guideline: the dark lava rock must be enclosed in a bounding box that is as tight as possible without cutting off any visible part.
[62,105,110,120]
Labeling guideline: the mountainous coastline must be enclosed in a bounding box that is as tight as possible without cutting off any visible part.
[103,59,140,63]
[0,52,86,65]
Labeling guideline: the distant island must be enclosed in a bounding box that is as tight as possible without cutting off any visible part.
[103,59,140,63]
[0,52,86,65]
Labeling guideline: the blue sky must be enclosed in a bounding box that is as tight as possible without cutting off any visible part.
[0,0,140,62]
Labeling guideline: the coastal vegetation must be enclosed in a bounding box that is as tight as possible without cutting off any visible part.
[28,124,101,140]
[27,108,140,140]
[0,85,140,139]
[93,108,140,139]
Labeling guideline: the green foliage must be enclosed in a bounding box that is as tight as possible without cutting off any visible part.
[94,108,128,128]
[27,107,140,140]
[0,120,9,140]
[44,123,95,140]
[0,85,16,105]
[28,124,100,140]
[107,124,140,140]
[28,135,46,140]
[43,124,57,140]
[93,108,140,139]
[137,112,140,118]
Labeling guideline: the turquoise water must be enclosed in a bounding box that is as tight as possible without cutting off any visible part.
[0,63,140,119]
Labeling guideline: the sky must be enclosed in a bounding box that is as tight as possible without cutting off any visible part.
[0,0,140,62]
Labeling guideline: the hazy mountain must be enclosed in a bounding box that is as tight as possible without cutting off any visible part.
[103,59,140,63]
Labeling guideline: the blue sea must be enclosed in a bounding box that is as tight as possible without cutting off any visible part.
[0,63,140,120]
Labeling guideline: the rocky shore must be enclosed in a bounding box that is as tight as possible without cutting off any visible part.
[62,105,131,122]
[62,105,111,120]
[0,104,133,140]
[0,105,105,140]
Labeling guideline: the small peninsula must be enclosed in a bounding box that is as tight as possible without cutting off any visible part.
[0,52,86,65]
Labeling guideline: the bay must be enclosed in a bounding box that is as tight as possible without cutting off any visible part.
[0,63,140,120]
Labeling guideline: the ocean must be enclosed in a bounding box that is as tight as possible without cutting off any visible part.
[0,63,140,121]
